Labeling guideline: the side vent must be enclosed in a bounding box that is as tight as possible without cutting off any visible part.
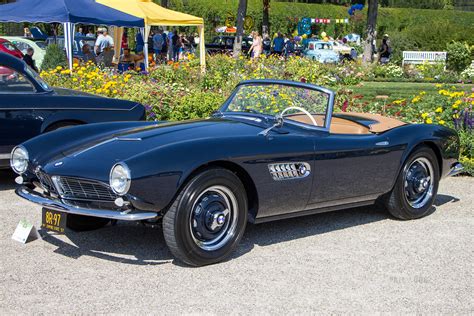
[268,162,311,181]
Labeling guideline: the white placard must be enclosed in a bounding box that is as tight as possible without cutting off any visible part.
[12,219,41,244]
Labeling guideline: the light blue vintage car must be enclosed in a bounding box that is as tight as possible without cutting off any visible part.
[303,40,339,63]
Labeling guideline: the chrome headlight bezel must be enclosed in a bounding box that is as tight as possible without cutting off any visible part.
[10,146,29,174]
[109,163,131,196]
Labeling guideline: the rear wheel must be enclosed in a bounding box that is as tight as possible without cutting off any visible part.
[66,214,110,232]
[385,146,439,220]
[163,168,247,266]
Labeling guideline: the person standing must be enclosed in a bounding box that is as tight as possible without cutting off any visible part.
[135,31,144,53]
[172,32,181,62]
[153,29,164,63]
[249,31,263,60]
[379,35,391,64]
[167,30,174,62]
[272,32,284,56]
[23,48,38,72]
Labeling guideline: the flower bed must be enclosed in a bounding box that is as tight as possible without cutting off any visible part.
[40,56,473,175]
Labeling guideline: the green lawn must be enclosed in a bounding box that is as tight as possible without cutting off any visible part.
[346,81,474,103]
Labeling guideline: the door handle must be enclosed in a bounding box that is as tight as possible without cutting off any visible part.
[375,141,389,146]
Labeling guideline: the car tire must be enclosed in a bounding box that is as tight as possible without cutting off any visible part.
[66,214,110,232]
[163,168,247,266]
[385,146,439,220]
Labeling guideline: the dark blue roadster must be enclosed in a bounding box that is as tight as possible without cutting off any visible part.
[0,52,145,169]
[12,79,463,266]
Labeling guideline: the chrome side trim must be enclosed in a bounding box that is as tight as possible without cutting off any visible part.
[0,154,11,160]
[448,162,464,177]
[16,186,158,221]
[72,137,142,157]
[268,162,311,181]
[375,141,389,146]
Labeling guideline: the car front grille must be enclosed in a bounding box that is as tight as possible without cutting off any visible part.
[36,170,57,193]
[57,177,117,202]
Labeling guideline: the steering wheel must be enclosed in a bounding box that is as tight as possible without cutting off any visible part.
[280,106,318,126]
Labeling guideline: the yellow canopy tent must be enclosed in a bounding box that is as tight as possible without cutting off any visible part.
[97,0,205,71]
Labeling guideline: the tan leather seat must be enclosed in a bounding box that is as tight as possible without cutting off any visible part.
[286,112,405,134]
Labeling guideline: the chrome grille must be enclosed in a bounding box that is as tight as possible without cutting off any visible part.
[57,177,117,202]
[36,170,56,193]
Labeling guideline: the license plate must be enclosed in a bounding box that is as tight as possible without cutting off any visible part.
[41,208,67,234]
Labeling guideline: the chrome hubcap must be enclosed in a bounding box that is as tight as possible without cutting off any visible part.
[404,157,434,209]
[190,185,238,251]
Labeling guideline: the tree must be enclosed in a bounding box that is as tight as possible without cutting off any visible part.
[363,0,378,64]
[161,0,168,8]
[233,0,248,57]
[263,0,270,36]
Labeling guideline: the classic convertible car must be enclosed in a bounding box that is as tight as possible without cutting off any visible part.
[0,52,145,169]
[12,79,463,266]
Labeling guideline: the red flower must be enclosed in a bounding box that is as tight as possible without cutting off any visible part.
[342,100,349,112]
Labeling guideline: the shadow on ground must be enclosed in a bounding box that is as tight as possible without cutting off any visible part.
[0,170,16,191]
[39,192,458,267]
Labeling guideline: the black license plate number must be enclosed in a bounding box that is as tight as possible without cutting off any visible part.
[41,208,67,233]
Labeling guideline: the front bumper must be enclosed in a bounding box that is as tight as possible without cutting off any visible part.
[16,186,158,221]
[448,162,464,177]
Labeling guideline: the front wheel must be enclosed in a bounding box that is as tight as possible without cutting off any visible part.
[163,168,247,266]
[385,146,439,220]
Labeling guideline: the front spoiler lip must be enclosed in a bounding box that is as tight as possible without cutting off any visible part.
[448,162,464,177]
[15,186,158,221]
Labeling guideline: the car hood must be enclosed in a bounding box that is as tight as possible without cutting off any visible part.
[40,118,264,181]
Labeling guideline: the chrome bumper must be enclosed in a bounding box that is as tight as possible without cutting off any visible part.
[16,186,158,221]
[448,162,464,177]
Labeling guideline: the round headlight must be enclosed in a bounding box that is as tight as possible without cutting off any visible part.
[109,163,131,196]
[10,146,29,174]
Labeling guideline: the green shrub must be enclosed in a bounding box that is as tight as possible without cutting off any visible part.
[446,41,472,73]
[41,44,67,70]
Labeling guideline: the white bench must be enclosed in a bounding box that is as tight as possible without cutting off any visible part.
[402,51,447,67]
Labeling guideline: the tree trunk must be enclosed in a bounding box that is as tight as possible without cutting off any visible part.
[233,0,248,58]
[161,0,168,8]
[363,0,378,64]
[262,0,270,36]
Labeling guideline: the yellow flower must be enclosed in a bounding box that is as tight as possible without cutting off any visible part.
[56,66,62,70]
[96,88,102,93]
[426,118,433,124]
[452,100,462,109]
[435,84,442,88]
[421,113,429,119]
[435,107,443,113]
[412,96,421,103]
[77,70,84,75]
[438,120,445,125]
[112,89,118,94]
[73,63,79,68]
[72,78,78,82]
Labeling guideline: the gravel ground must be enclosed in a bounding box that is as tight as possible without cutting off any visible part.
[0,170,472,314]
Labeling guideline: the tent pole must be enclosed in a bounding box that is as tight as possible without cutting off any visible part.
[141,25,151,72]
[63,22,74,73]
[198,24,206,73]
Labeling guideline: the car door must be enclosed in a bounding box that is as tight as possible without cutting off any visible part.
[0,65,43,157]
[306,133,404,210]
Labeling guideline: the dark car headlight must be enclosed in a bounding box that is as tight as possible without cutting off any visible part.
[10,146,29,174]
[109,163,131,196]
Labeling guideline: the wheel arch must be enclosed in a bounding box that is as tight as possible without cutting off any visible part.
[169,160,259,223]
[42,119,86,133]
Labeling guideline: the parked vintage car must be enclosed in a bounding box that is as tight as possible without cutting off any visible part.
[304,40,340,63]
[206,35,253,55]
[13,79,462,266]
[330,41,357,60]
[2,36,46,69]
[0,38,23,60]
[0,52,145,169]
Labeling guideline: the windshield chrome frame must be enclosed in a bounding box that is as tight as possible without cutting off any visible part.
[220,79,334,133]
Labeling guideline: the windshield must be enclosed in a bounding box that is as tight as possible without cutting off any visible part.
[222,83,331,128]
[24,66,52,91]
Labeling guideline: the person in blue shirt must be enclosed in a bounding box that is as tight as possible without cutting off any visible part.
[135,31,144,54]
[75,27,84,37]
[153,29,164,62]
[272,32,284,56]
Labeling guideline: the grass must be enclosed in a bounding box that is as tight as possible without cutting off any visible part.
[346,81,474,103]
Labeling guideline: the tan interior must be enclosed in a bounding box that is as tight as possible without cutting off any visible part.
[286,112,406,134]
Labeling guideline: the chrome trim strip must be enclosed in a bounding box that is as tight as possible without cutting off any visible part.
[0,154,11,160]
[72,137,142,157]
[16,186,158,221]
[375,141,389,146]
[448,162,464,177]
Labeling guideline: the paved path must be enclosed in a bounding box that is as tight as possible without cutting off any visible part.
[0,170,472,314]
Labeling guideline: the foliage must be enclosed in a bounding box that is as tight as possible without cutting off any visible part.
[446,41,472,73]
[460,63,474,81]
[173,0,474,54]
[41,44,67,70]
